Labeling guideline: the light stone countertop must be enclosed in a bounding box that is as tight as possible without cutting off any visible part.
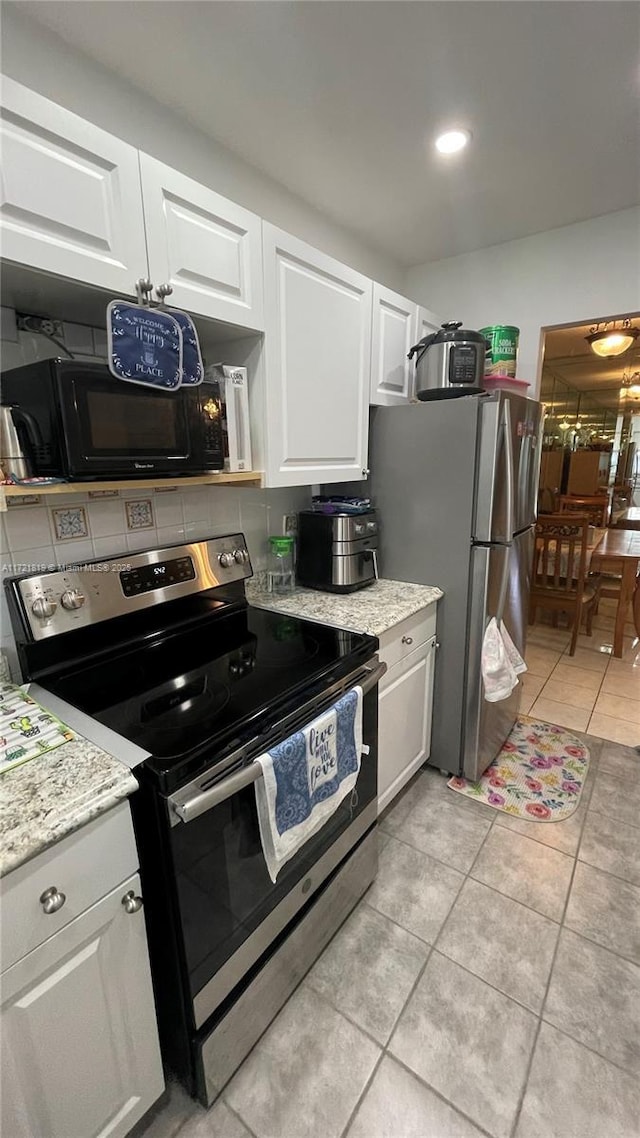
[0,731,137,877]
[246,577,442,637]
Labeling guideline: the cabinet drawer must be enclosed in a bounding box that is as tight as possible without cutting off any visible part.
[378,606,437,674]
[1,802,137,973]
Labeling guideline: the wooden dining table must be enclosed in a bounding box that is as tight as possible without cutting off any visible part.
[589,527,640,657]
[613,506,640,531]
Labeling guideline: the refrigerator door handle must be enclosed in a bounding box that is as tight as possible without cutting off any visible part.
[496,543,511,625]
[502,400,516,540]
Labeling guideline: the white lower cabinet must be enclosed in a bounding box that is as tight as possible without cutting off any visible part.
[0,806,164,1138]
[377,607,437,813]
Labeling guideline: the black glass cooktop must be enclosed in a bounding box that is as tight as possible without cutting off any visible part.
[47,606,376,785]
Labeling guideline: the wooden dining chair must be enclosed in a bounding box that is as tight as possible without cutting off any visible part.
[530,514,602,655]
[558,494,610,527]
[537,487,557,514]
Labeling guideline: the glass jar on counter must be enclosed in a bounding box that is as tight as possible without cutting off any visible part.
[267,535,295,594]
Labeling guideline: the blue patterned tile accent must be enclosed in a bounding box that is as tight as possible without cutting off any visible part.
[125,499,154,531]
[51,506,89,541]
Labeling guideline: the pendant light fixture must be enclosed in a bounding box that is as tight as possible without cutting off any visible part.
[586,318,639,358]
[620,369,640,402]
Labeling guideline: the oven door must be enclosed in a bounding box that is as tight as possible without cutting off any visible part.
[58,367,203,478]
[164,661,382,1032]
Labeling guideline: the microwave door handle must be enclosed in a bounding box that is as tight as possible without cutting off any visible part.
[170,660,387,825]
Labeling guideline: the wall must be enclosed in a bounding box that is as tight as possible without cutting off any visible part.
[1,5,403,293]
[405,208,640,396]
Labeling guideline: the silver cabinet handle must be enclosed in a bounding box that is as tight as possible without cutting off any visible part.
[401,635,413,645]
[40,886,66,914]
[135,277,153,305]
[155,283,173,305]
[122,890,144,914]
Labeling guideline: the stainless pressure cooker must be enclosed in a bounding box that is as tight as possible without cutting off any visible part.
[408,321,489,401]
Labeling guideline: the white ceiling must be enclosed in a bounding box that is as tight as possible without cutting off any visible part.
[10,0,640,267]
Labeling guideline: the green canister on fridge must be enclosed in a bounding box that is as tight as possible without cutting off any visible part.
[480,325,520,377]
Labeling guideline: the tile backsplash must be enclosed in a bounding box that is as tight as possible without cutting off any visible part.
[0,483,310,678]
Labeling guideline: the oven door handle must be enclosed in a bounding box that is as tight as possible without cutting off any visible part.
[169,660,387,825]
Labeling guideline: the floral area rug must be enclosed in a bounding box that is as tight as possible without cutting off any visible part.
[447,716,589,822]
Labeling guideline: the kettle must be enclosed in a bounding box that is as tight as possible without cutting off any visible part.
[408,321,489,401]
[0,405,39,480]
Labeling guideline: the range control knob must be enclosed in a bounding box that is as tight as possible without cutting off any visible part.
[60,589,86,611]
[31,597,57,620]
[218,552,234,569]
[233,548,249,564]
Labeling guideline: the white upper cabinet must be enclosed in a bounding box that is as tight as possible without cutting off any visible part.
[418,305,441,342]
[0,78,147,295]
[262,224,372,487]
[370,284,419,406]
[140,154,264,329]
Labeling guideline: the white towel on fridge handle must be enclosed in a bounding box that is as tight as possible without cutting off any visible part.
[500,621,527,676]
[482,617,521,703]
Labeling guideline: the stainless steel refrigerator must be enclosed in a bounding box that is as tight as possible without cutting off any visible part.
[369,390,543,780]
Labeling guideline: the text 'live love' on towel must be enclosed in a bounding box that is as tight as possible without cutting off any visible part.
[254,687,366,882]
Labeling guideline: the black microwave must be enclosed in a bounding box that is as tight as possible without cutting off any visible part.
[1,360,225,480]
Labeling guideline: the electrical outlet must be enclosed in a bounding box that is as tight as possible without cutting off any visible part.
[282,513,298,536]
[16,314,64,338]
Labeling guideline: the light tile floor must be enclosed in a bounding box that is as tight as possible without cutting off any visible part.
[523,598,640,746]
[140,733,640,1138]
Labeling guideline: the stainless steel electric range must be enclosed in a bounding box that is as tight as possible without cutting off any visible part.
[5,536,384,1105]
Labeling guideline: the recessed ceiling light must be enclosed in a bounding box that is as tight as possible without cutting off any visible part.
[435,129,471,155]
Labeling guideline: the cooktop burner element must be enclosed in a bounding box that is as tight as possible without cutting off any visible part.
[47,607,366,777]
[255,618,320,668]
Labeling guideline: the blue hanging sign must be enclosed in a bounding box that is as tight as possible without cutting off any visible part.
[107,301,182,390]
[168,309,203,386]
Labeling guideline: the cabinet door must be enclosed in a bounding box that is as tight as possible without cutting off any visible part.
[370,284,418,405]
[140,153,264,329]
[418,305,441,341]
[262,224,372,486]
[1,873,164,1138]
[378,639,436,814]
[0,78,147,294]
